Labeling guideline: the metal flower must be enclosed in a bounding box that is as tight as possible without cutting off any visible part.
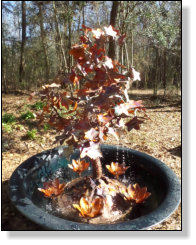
[73,196,103,218]
[38,178,66,198]
[106,162,129,179]
[123,183,151,203]
[68,159,89,175]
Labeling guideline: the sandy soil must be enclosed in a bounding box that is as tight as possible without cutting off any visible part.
[2,89,181,230]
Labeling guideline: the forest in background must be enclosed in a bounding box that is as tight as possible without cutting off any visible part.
[2,1,181,97]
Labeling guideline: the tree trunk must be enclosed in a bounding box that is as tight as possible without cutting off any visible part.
[67,8,73,97]
[2,63,7,93]
[174,55,180,95]
[91,158,103,179]
[38,2,49,82]
[131,30,133,66]
[82,3,85,25]
[94,2,100,27]
[163,49,167,96]
[153,47,159,97]
[68,15,72,72]
[124,41,129,68]
[159,49,162,87]
[2,35,7,92]
[121,45,124,67]
[144,71,147,89]
[53,1,68,71]
[108,1,119,60]
[19,1,26,84]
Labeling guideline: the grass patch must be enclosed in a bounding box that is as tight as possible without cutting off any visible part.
[2,123,13,133]
[31,101,45,110]
[20,111,36,120]
[26,129,37,140]
[2,113,17,133]
[43,123,50,131]
[2,113,16,124]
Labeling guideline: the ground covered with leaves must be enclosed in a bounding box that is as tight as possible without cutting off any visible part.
[2,89,181,230]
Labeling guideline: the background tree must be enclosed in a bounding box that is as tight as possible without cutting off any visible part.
[108,1,119,59]
[2,1,181,97]
[19,1,26,85]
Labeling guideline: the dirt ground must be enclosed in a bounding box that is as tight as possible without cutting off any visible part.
[2,89,181,230]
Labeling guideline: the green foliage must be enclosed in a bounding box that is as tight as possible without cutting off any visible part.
[26,129,37,140]
[140,1,181,50]
[20,111,36,120]
[2,113,16,124]
[2,123,13,133]
[31,101,45,110]
[43,123,50,131]
[2,113,16,133]
[57,106,77,119]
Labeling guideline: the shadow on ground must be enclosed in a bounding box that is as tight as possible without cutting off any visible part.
[167,146,181,157]
[128,91,181,109]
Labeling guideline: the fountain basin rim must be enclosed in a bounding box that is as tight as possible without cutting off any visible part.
[9,144,181,230]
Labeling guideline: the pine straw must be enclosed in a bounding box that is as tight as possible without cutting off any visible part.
[2,90,181,230]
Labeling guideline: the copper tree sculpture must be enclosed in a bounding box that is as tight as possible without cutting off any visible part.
[36,25,150,222]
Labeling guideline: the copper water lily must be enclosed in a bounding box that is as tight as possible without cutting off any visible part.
[38,178,66,198]
[123,183,151,203]
[73,196,103,218]
[106,162,129,178]
[68,159,89,175]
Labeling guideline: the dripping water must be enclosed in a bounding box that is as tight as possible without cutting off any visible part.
[122,146,125,166]
[126,146,129,170]
[121,145,128,183]
[116,144,119,163]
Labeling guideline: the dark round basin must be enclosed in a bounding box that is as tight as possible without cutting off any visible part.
[9,144,181,230]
